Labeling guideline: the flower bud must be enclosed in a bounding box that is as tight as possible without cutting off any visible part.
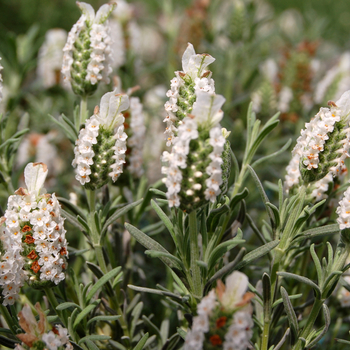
[0,163,68,305]
[72,89,129,190]
[61,2,116,96]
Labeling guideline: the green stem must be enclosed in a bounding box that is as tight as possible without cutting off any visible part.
[86,189,108,274]
[293,299,324,350]
[189,210,202,298]
[261,318,270,350]
[44,287,67,328]
[79,96,88,128]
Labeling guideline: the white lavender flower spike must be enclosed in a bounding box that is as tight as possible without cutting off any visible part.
[336,186,350,230]
[184,271,254,350]
[37,29,67,88]
[0,163,68,305]
[288,90,350,185]
[163,91,230,211]
[61,1,115,96]
[72,89,129,189]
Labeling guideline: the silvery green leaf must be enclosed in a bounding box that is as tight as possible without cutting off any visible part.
[306,304,330,348]
[133,333,149,350]
[125,223,182,270]
[235,240,279,270]
[248,166,275,228]
[281,287,299,344]
[86,315,121,326]
[102,199,143,236]
[73,299,101,330]
[151,200,176,244]
[278,272,321,299]
[262,273,271,323]
[86,267,122,303]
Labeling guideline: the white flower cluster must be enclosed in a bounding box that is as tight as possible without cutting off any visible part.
[37,29,67,88]
[184,271,253,350]
[110,124,128,182]
[284,153,337,201]
[128,97,146,178]
[336,186,350,230]
[72,90,129,185]
[162,91,226,208]
[15,304,73,350]
[0,163,68,305]
[87,21,113,85]
[109,0,139,71]
[162,117,199,207]
[0,57,3,103]
[315,52,350,104]
[62,2,114,86]
[205,127,225,203]
[184,290,216,350]
[72,116,100,185]
[164,43,215,146]
[61,15,86,85]
[41,325,73,350]
[292,102,350,176]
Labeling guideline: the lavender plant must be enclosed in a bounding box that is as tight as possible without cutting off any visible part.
[2,1,350,350]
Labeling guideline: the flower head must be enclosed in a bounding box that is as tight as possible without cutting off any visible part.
[184,271,254,350]
[72,89,129,189]
[0,163,68,305]
[61,2,116,96]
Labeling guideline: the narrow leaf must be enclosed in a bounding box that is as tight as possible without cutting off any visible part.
[281,287,299,343]
[73,299,101,329]
[278,272,321,299]
[133,333,149,350]
[86,267,122,303]
[125,223,182,270]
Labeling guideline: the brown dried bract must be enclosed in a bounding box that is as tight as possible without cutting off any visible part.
[60,247,67,256]
[328,100,337,108]
[30,261,40,273]
[15,187,27,196]
[24,235,35,244]
[27,250,38,260]
[22,225,32,233]
[33,162,48,172]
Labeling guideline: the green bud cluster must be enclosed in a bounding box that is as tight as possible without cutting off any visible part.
[85,127,116,190]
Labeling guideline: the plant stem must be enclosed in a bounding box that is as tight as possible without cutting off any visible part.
[261,318,270,350]
[86,189,108,274]
[79,96,88,128]
[293,299,324,350]
[189,210,202,298]
[44,287,67,328]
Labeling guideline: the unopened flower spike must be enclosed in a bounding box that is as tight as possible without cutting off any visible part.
[164,43,216,146]
[184,271,254,350]
[72,89,130,189]
[162,91,231,211]
[0,163,68,305]
[61,1,116,96]
[290,90,350,185]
